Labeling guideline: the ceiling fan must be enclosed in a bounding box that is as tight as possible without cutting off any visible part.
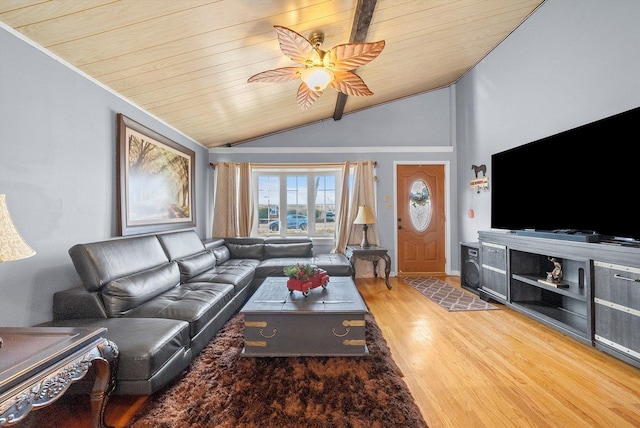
[248,26,385,110]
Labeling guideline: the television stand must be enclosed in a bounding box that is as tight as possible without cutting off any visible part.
[479,230,640,370]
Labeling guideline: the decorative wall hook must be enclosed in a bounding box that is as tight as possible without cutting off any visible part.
[470,164,489,192]
[470,177,489,192]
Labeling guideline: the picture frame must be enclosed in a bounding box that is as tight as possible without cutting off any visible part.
[116,113,196,236]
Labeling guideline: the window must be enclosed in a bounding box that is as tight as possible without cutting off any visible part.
[254,166,344,238]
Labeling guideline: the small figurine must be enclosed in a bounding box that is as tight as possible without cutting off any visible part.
[471,164,487,178]
[546,257,563,283]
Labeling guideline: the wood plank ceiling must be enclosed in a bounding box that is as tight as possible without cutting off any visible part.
[0,0,544,149]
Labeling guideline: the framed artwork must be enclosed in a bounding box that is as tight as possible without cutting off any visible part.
[116,113,196,236]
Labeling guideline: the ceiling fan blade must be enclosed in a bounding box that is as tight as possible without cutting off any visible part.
[330,72,374,96]
[296,82,322,110]
[325,40,385,72]
[247,67,303,83]
[274,26,319,66]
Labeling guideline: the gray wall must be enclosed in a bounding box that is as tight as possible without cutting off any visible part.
[456,0,640,244]
[209,87,458,277]
[0,26,210,326]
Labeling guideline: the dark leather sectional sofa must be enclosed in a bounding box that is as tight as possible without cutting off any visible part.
[40,230,352,395]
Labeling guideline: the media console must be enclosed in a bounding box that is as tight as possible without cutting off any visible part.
[478,230,640,369]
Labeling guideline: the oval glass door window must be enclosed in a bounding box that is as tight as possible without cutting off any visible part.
[409,179,432,231]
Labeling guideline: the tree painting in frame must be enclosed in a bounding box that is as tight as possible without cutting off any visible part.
[117,113,195,236]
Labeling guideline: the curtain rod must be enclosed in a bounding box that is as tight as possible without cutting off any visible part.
[209,161,377,169]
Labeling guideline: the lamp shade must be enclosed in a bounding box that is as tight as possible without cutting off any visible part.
[0,194,36,262]
[301,67,334,91]
[353,205,376,225]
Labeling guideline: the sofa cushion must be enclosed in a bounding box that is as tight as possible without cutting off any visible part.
[213,246,230,263]
[313,253,353,276]
[188,261,258,293]
[69,235,170,292]
[36,317,191,383]
[226,242,264,259]
[102,262,180,317]
[157,230,206,260]
[255,257,315,279]
[125,282,235,338]
[203,238,225,252]
[263,242,313,259]
[106,318,190,382]
[176,251,216,282]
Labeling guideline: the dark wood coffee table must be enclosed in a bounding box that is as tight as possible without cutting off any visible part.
[0,327,118,428]
[240,276,369,357]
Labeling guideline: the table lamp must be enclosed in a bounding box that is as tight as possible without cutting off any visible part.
[353,205,376,248]
[0,194,36,349]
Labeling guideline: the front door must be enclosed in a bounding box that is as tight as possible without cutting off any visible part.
[397,164,446,275]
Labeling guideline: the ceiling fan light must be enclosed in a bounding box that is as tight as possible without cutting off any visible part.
[301,67,334,91]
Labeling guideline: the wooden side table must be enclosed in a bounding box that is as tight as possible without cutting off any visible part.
[345,245,392,289]
[0,327,118,428]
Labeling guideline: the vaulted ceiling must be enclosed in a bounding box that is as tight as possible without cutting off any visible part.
[0,0,544,148]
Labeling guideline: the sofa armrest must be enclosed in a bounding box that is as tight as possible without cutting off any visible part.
[53,286,109,320]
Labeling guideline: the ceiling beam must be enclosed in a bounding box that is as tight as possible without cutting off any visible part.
[332,0,378,121]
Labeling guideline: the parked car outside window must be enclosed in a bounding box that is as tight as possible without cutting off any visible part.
[268,214,308,231]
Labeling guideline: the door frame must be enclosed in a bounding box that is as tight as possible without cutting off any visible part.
[393,161,452,276]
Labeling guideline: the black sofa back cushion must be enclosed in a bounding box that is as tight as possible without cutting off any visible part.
[226,242,264,260]
[69,235,170,292]
[157,230,206,260]
[176,251,217,282]
[102,262,180,317]
[263,242,313,259]
[213,246,230,263]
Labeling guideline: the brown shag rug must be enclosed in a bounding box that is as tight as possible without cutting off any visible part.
[17,313,426,428]
[124,312,427,428]
[401,276,499,312]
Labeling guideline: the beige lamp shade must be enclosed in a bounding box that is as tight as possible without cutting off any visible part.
[0,194,36,262]
[353,205,376,248]
[353,205,376,225]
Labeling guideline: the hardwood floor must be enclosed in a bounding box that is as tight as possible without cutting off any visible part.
[358,276,640,428]
[38,276,640,427]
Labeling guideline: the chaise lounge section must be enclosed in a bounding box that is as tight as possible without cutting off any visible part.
[41,230,351,395]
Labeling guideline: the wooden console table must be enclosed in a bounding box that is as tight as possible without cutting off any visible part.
[345,245,392,289]
[0,327,118,428]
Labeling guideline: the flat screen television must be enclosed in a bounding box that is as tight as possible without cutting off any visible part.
[491,106,639,244]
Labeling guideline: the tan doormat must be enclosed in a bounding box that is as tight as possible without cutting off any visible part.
[401,276,499,311]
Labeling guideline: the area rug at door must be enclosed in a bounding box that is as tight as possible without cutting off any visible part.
[401,276,499,312]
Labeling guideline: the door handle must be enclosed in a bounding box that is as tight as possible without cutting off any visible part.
[398,225,403,230]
